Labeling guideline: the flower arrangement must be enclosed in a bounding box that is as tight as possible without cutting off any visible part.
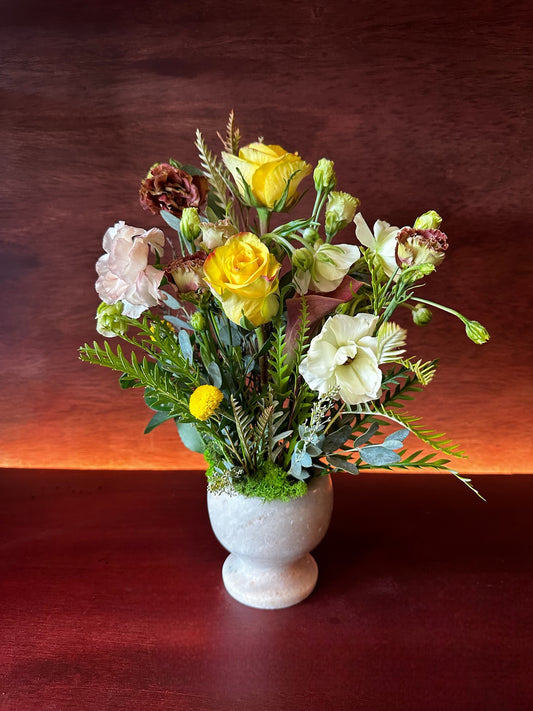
[80,112,489,501]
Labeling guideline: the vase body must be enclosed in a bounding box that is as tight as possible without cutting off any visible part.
[207,474,333,609]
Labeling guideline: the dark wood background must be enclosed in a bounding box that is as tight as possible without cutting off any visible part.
[1,0,531,472]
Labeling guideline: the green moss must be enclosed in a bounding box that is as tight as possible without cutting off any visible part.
[234,461,308,502]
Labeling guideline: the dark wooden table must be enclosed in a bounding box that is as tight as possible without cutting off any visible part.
[1,469,531,710]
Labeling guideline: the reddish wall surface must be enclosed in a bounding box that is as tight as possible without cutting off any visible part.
[1,0,531,472]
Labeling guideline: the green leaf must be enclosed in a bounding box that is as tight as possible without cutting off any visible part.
[144,411,174,434]
[176,422,206,453]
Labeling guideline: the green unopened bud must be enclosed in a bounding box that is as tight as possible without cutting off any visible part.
[412,303,432,326]
[414,210,442,230]
[302,227,321,246]
[313,158,337,192]
[465,319,490,344]
[292,246,314,271]
[181,207,201,242]
[399,262,435,284]
[325,191,361,238]
[95,301,129,337]
[190,311,207,331]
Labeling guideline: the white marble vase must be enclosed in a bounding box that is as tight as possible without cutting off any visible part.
[207,474,333,609]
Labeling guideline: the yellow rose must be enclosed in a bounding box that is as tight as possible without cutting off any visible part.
[203,232,281,327]
[222,142,312,210]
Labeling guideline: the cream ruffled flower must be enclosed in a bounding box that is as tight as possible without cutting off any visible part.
[299,313,382,405]
[95,221,165,318]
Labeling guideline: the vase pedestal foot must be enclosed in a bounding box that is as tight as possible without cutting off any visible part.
[221,553,319,609]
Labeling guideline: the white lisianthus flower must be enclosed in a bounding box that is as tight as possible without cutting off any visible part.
[293,241,360,295]
[95,221,165,318]
[354,212,400,279]
[299,313,382,404]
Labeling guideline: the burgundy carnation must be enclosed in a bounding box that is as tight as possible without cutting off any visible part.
[139,163,209,218]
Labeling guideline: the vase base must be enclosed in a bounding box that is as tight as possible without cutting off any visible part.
[221,553,319,609]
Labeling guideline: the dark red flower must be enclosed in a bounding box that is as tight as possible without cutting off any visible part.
[139,163,209,217]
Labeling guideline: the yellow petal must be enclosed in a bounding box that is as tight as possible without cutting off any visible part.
[221,152,257,195]
[239,142,281,164]
[254,157,311,208]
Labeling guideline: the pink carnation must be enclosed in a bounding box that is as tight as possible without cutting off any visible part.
[95,221,165,318]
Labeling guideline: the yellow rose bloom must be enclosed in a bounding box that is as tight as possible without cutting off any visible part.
[189,385,224,421]
[222,142,312,210]
[203,232,281,327]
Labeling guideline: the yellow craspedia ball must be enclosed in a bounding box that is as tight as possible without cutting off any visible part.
[189,385,223,421]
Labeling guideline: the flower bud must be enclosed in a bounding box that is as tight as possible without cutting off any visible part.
[465,319,490,344]
[325,191,361,238]
[302,227,322,246]
[313,158,337,192]
[191,311,207,331]
[292,246,314,271]
[180,207,201,242]
[412,303,432,326]
[95,301,129,337]
[414,210,443,230]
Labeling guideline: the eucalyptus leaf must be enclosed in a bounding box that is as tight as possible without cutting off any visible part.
[207,361,223,389]
[218,322,242,347]
[358,445,402,466]
[160,210,181,233]
[323,424,353,453]
[352,422,379,448]
[306,443,323,457]
[383,428,410,450]
[326,455,359,475]
[160,291,185,312]
[176,422,206,453]
[178,329,193,363]
[163,315,192,331]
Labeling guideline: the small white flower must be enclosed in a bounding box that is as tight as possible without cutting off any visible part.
[95,221,165,318]
[293,241,360,295]
[354,213,400,279]
[299,313,382,405]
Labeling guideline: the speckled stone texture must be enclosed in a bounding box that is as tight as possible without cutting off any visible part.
[207,475,334,609]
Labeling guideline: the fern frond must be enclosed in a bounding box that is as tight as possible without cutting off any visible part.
[364,402,467,458]
[377,321,407,363]
[400,357,438,386]
[79,341,189,416]
[381,367,424,408]
[230,395,254,468]
[267,321,292,399]
[195,129,231,212]
[358,448,485,500]
[292,297,310,371]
